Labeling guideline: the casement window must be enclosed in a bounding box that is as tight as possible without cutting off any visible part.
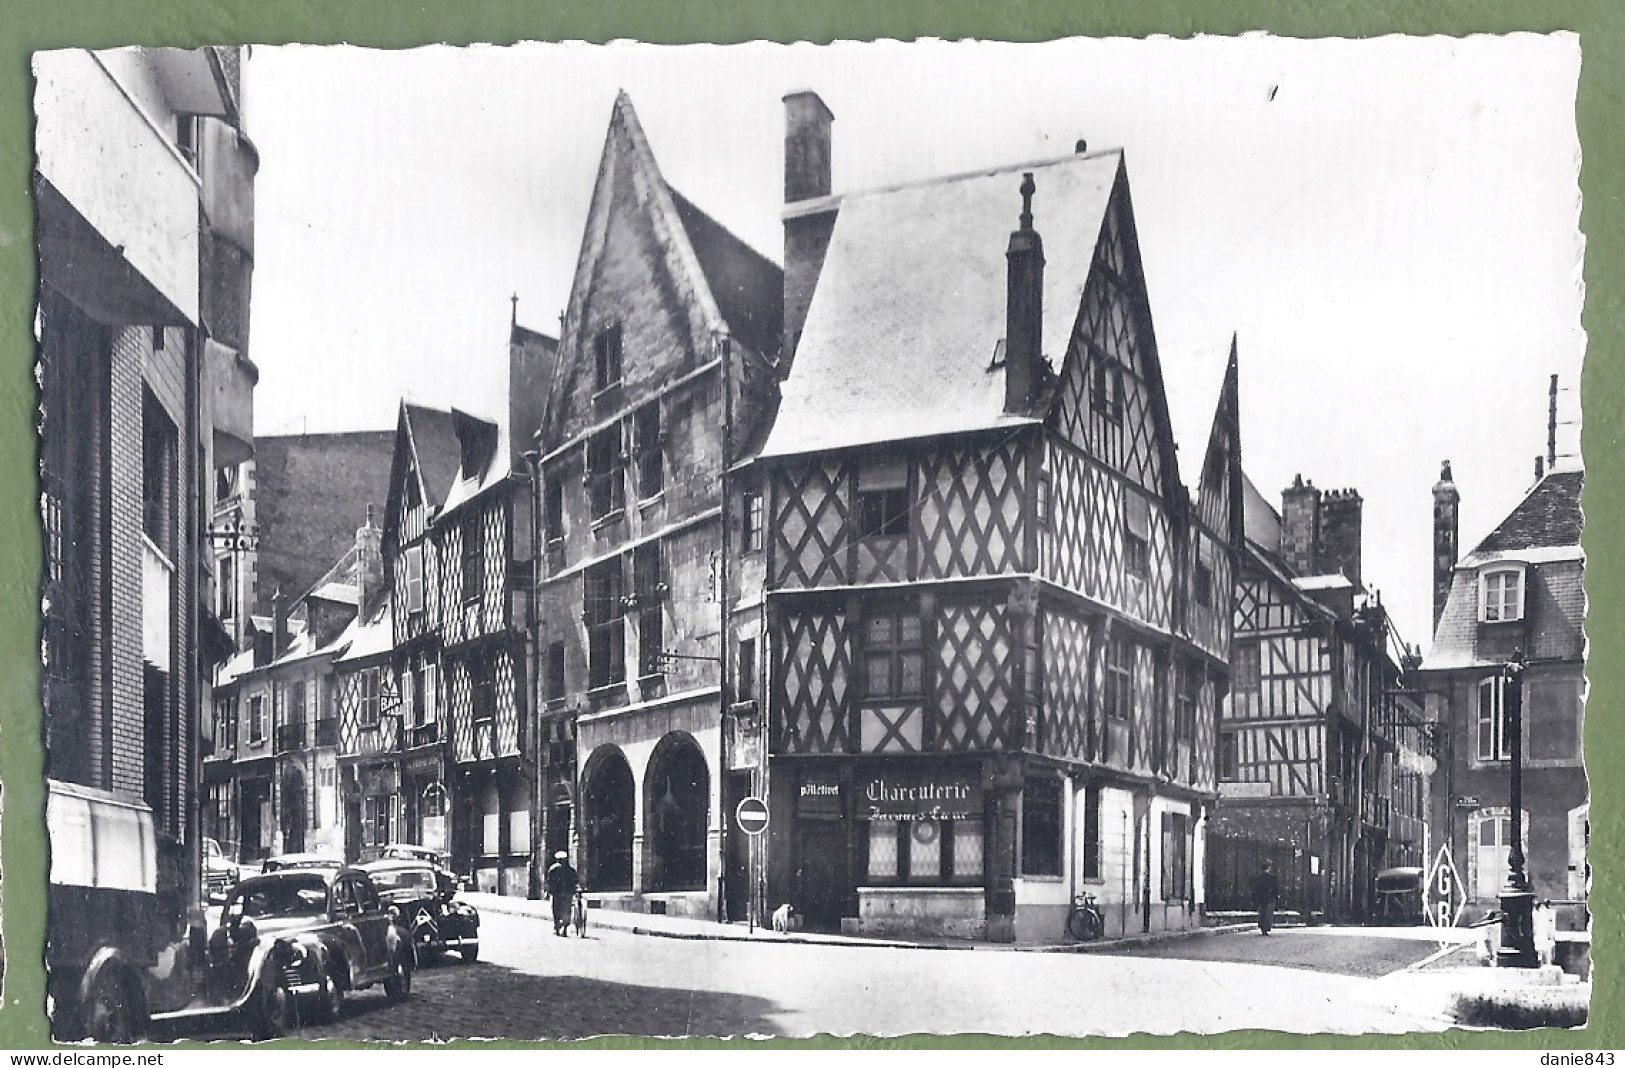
[635,401,663,499]
[741,488,764,553]
[359,669,381,729]
[409,664,426,728]
[1176,661,1200,742]
[142,390,176,552]
[1104,636,1134,720]
[636,545,665,678]
[1092,355,1124,422]
[403,544,425,616]
[1160,811,1190,901]
[363,795,393,849]
[866,818,984,885]
[544,475,564,542]
[862,606,925,700]
[218,554,236,620]
[737,637,757,702]
[585,559,626,689]
[1036,473,1052,528]
[1477,675,1513,762]
[1021,777,1064,877]
[1081,783,1103,880]
[546,642,566,702]
[857,458,910,539]
[1195,558,1214,608]
[1219,732,1239,780]
[470,649,496,728]
[594,323,623,391]
[1481,567,1525,623]
[249,695,265,743]
[461,517,482,602]
[1232,643,1260,693]
[1123,492,1151,579]
[587,425,625,521]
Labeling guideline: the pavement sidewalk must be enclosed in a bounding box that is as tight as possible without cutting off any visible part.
[462,889,1254,953]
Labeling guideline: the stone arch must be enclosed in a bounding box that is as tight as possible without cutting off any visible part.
[645,732,710,893]
[580,745,635,891]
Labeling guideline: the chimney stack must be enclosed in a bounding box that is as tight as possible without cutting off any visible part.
[1280,474,1322,578]
[356,504,383,618]
[1318,487,1363,589]
[781,90,838,366]
[1004,173,1045,415]
[271,586,289,660]
[1432,460,1459,634]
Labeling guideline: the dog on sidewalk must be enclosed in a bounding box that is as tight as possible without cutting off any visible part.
[770,902,798,934]
[571,889,588,938]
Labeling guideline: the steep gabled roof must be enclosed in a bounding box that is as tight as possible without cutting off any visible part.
[1195,338,1244,546]
[670,188,783,361]
[759,151,1124,458]
[1467,468,1583,558]
[402,403,463,506]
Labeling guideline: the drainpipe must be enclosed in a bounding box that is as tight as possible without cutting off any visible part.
[522,450,543,899]
[717,331,734,926]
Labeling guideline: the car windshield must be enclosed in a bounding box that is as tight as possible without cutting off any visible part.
[229,875,329,919]
[371,869,437,893]
[204,839,223,859]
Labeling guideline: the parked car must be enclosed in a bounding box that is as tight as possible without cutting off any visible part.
[206,868,415,1037]
[379,843,472,890]
[261,852,345,875]
[359,858,480,963]
[203,837,238,902]
[1373,866,1426,925]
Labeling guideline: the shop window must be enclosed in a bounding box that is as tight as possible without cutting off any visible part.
[1233,643,1260,693]
[1104,636,1134,720]
[585,560,626,689]
[1160,811,1190,901]
[647,738,709,892]
[1081,783,1102,880]
[1477,675,1512,762]
[587,425,625,521]
[1021,777,1063,877]
[584,751,634,891]
[866,819,983,885]
[635,401,663,498]
[594,323,623,391]
[364,794,393,849]
[863,607,924,700]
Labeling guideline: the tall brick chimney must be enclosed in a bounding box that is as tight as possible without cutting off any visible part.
[1279,474,1322,578]
[1432,460,1459,634]
[1318,488,1363,588]
[782,90,837,368]
[1004,173,1044,415]
[271,586,289,659]
[356,504,383,618]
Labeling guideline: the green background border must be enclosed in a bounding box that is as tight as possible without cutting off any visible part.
[0,0,1616,1051]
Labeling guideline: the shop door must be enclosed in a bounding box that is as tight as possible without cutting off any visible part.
[795,819,848,931]
[724,772,751,922]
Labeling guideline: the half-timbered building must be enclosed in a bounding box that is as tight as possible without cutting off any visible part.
[759,93,1240,941]
[1212,474,1430,920]
[534,92,782,920]
[380,400,536,894]
[1420,463,1585,928]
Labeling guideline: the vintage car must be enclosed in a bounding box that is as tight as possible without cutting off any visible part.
[359,858,480,963]
[261,852,345,875]
[378,843,472,889]
[203,837,239,903]
[205,868,415,1037]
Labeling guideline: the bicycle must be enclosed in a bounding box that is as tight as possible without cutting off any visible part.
[1067,891,1105,941]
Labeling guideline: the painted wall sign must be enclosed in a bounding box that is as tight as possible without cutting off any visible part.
[858,767,981,821]
[1454,795,1481,808]
[796,767,843,816]
[1219,781,1273,799]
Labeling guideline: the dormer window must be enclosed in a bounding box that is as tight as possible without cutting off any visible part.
[1480,566,1524,623]
[857,457,910,540]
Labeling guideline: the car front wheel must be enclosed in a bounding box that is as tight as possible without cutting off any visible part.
[253,975,294,1040]
[85,970,143,1044]
[318,961,346,1023]
[460,942,479,964]
[383,947,412,1003]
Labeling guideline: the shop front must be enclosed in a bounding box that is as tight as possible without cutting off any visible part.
[400,750,450,855]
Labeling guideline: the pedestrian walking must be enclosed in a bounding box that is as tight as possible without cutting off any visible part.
[545,851,580,937]
[1251,861,1280,935]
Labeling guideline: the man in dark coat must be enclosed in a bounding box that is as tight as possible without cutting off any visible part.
[545,851,580,937]
[1251,862,1280,935]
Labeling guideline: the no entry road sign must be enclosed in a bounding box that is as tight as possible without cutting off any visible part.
[736,796,770,836]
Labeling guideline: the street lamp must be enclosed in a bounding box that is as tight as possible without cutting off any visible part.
[1498,647,1538,968]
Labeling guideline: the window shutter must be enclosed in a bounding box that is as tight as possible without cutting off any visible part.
[425,663,438,723]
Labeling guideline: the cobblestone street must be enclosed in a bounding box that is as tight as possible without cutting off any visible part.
[265,909,1467,1042]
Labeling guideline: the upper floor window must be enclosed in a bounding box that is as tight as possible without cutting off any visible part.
[470,649,496,725]
[634,543,665,677]
[1104,636,1134,720]
[1232,643,1260,693]
[594,324,623,391]
[218,553,237,620]
[585,559,626,689]
[1092,355,1124,423]
[635,401,663,499]
[587,425,625,521]
[1219,732,1239,780]
[403,544,425,616]
[1195,558,1214,608]
[862,605,924,700]
[1123,492,1151,580]
[1481,567,1525,623]
[1477,675,1512,762]
[741,488,764,554]
[461,516,482,602]
[249,694,265,743]
[359,669,381,729]
[737,636,757,702]
[546,641,567,702]
[857,458,910,540]
[1175,661,1200,742]
[544,474,564,543]
[142,390,176,553]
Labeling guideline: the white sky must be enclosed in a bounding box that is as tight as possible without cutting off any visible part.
[244,35,1585,657]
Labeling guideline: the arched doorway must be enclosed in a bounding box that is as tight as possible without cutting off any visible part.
[582,748,634,891]
[646,735,709,893]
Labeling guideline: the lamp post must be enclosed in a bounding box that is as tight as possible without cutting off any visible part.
[1498,647,1537,967]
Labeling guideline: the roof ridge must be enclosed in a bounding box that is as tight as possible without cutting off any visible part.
[792,148,1126,213]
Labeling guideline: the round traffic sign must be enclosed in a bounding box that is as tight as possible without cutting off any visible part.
[735,796,770,836]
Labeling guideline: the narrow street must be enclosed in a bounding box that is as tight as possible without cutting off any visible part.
[278,910,1459,1041]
